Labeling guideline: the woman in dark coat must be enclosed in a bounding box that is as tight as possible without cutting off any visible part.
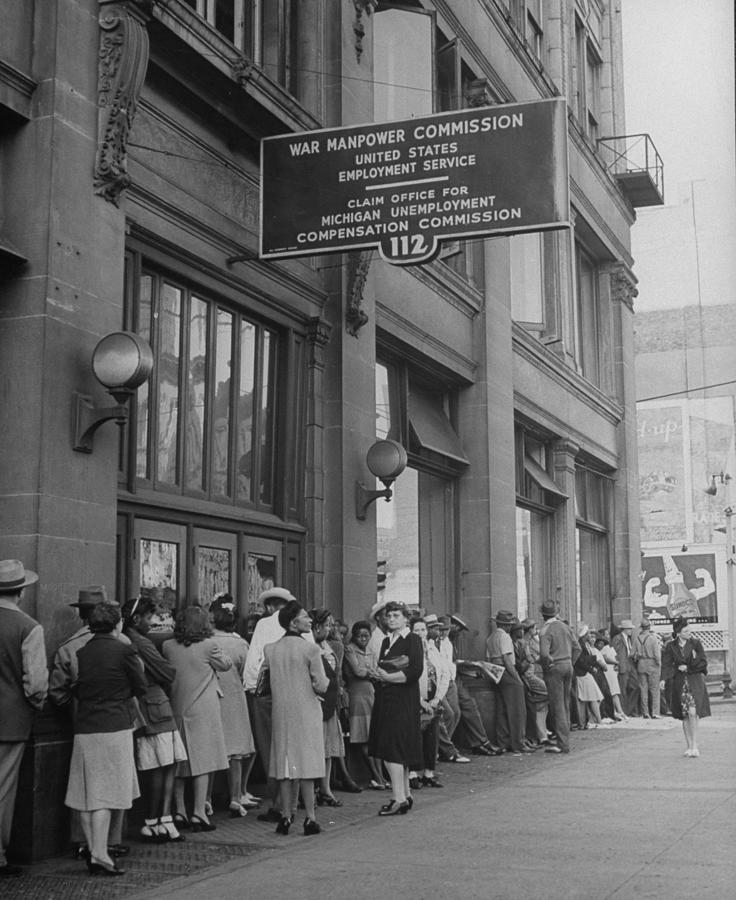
[367,601,423,816]
[661,616,710,757]
[64,602,146,876]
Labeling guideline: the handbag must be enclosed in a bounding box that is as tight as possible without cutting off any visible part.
[321,656,339,722]
[255,664,271,698]
[378,654,409,672]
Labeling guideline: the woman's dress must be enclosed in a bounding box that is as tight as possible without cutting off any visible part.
[211,630,255,757]
[266,634,329,780]
[599,644,621,696]
[319,641,344,758]
[575,642,604,703]
[367,630,423,769]
[661,637,711,720]
[162,637,232,777]
[343,644,376,744]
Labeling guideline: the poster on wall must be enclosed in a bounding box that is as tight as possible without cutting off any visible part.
[641,552,718,624]
[638,406,687,543]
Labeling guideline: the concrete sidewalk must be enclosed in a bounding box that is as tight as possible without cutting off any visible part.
[5,703,735,900]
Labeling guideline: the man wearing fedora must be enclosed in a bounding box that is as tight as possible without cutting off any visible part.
[0,559,48,877]
[48,586,130,858]
[434,614,499,759]
[538,600,577,754]
[367,596,390,659]
[486,610,531,755]
[612,619,640,717]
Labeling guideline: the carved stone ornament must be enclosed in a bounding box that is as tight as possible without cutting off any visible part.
[232,56,256,86]
[307,316,332,369]
[94,1,151,206]
[608,262,639,311]
[346,249,373,336]
[466,78,497,108]
[352,0,378,64]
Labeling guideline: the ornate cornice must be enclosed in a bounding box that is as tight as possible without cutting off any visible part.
[351,1,378,63]
[604,261,639,311]
[307,316,332,370]
[345,249,373,337]
[94,1,151,206]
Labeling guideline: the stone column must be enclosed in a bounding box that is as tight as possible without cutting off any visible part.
[552,439,580,624]
[304,316,332,606]
[607,261,641,625]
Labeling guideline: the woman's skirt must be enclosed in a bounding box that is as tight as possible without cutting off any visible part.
[65,729,140,811]
[576,673,603,703]
[135,729,188,771]
[323,712,344,758]
[348,680,375,744]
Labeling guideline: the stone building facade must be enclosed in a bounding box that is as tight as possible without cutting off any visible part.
[2,0,644,857]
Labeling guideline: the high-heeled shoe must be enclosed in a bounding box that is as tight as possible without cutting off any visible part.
[275,815,293,835]
[315,790,342,807]
[229,801,248,818]
[172,813,191,830]
[204,800,214,816]
[190,815,216,832]
[378,800,410,816]
[420,776,443,788]
[88,857,124,876]
[303,818,321,835]
[158,815,185,842]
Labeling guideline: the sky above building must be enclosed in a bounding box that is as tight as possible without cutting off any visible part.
[622,0,736,311]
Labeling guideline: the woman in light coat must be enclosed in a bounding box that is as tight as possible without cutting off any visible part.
[210,601,256,817]
[163,606,232,831]
[264,600,328,836]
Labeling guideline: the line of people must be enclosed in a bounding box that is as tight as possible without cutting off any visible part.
[0,554,712,880]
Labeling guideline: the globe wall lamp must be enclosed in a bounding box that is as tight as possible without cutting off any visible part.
[355,439,408,520]
[72,331,153,453]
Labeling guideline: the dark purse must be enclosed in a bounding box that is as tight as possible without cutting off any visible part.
[255,664,271,698]
[321,657,339,722]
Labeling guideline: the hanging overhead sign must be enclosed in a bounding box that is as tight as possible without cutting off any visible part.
[260,98,569,266]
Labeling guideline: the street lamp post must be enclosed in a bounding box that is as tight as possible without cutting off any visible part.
[723,477,735,698]
[708,472,735,698]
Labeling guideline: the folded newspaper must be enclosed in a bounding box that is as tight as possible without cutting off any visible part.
[456,660,505,684]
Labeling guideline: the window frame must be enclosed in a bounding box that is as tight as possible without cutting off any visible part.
[122,249,285,516]
[574,464,612,623]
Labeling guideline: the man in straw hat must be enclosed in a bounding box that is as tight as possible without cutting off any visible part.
[612,618,639,716]
[486,610,531,755]
[0,559,48,877]
[241,587,310,823]
[634,617,662,718]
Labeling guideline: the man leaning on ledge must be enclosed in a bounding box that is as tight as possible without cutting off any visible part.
[0,559,48,878]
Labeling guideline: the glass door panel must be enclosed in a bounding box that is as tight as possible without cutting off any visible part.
[132,520,186,632]
[244,537,282,614]
[192,528,237,610]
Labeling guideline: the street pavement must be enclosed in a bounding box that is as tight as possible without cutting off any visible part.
[5,701,735,900]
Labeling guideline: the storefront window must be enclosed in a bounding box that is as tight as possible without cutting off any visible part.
[375,357,463,609]
[515,506,551,620]
[515,424,563,614]
[126,259,279,512]
[575,467,611,623]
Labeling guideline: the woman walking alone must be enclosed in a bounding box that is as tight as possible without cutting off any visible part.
[661,616,710,757]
